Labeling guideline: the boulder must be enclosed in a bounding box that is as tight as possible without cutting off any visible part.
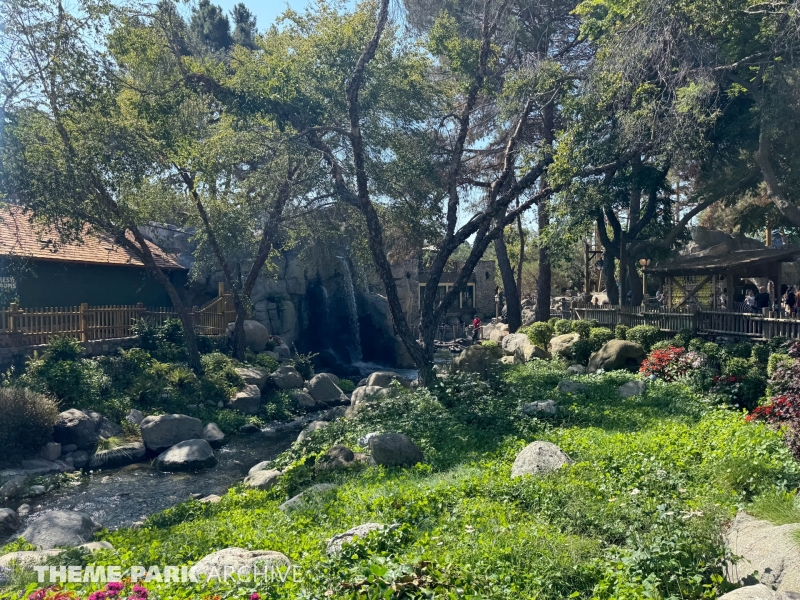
[316,445,355,472]
[500,355,520,365]
[453,344,503,376]
[19,510,96,549]
[226,320,271,352]
[78,541,114,553]
[501,333,530,355]
[203,423,226,448]
[230,384,261,415]
[365,371,409,389]
[717,585,777,600]
[271,366,304,390]
[296,420,328,443]
[279,483,338,511]
[60,444,78,454]
[140,414,203,453]
[88,442,146,469]
[0,475,29,499]
[71,450,89,469]
[618,380,648,398]
[549,333,581,357]
[189,548,290,580]
[588,340,647,373]
[307,373,347,405]
[125,409,144,426]
[153,439,217,472]
[566,364,586,375]
[273,343,291,360]
[0,550,63,569]
[0,508,19,533]
[725,512,800,593]
[521,400,558,416]
[199,494,221,503]
[489,328,508,343]
[53,409,99,450]
[347,386,396,417]
[19,459,64,473]
[290,390,319,409]
[557,380,588,394]
[516,343,551,363]
[236,367,269,389]
[248,460,272,476]
[243,468,282,490]
[326,523,388,555]
[369,433,424,467]
[511,441,571,478]
[39,442,62,462]
[87,412,123,440]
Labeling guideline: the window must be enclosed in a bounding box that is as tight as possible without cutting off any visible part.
[420,282,476,309]
[461,284,474,309]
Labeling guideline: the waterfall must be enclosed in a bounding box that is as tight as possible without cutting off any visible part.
[337,256,363,362]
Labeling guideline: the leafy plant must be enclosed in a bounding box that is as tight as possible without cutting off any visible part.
[0,387,59,451]
[338,379,356,393]
[554,318,572,335]
[571,320,591,339]
[522,322,554,347]
[625,325,661,351]
[291,349,317,381]
[751,344,771,364]
[614,324,628,340]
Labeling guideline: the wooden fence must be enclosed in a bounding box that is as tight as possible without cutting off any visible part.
[0,291,237,348]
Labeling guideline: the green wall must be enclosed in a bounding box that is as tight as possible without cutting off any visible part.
[12,260,188,308]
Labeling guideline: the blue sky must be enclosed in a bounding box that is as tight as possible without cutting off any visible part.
[213,0,355,31]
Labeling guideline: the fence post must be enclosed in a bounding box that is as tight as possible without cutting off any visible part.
[218,281,225,297]
[80,302,88,342]
[9,302,19,334]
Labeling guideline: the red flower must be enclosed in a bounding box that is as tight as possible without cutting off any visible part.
[729,376,736,382]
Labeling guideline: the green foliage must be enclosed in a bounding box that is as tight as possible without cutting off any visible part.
[338,379,356,393]
[674,329,694,348]
[0,387,59,451]
[751,343,771,364]
[570,338,595,364]
[291,351,317,381]
[749,490,800,525]
[589,327,614,349]
[131,318,187,363]
[625,325,660,351]
[554,318,573,335]
[688,337,705,352]
[768,353,793,377]
[614,324,628,340]
[722,357,751,379]
[548,317,560,327]
[247,351,278,374]
[522,322,554,347]
[702,342,721,359]
[571,320,591,339]
[723,341,753,361]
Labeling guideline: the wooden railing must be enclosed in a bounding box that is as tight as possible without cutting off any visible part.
[0,290,237,348]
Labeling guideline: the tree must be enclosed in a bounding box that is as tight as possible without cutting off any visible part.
[231,3,257,49]
[190,0,232,52]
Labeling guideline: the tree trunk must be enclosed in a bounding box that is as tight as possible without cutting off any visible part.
[604,252,619,306]
[494,230,521,332]
[757,129,800,227]
[516,214,525,301]
[627,257,644,306]
[534,200,551,322]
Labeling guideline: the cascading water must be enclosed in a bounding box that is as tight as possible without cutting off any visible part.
[337,256,363,362]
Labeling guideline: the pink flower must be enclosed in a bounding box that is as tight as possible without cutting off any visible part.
[28,590,47,600]
[88,592,107,600]
[250,594,261,600]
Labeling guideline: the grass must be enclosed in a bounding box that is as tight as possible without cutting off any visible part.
[2,360,799,600]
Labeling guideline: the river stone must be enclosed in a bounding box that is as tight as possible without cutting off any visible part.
[199,494,221,503]
[521,400,558,416]
[16,504,30,518]
[230,384,261,415]
[347,386,395,417]
[0,508,19,533]
[279,483,339,511]
[725,512,800,593]
[365,371,409,389]
[717,585,776,600]
[236,367,269,389]
[39,442,62,462]
[189,548,290,580]
[125,409,144,426]
[78,541,114,552]
[71,450,89,469]
[0,550,63,569]
[61,444,78,454]
[244,468,282,490]
[326,523,388,555]
[271,366,304,390]
[0,476,29,500]
[248,460,272,476]
[153,439,217,472]
[53,409,99,450]
[296,420,329,443]
[307,373,346,405]
[453,343,503,376]
[566,364,586,375]
[88,442,146,469]
[549,333,581,357]
[557,380,588,394]
[501,333,530,356]
[290,390,319,409]
[87,411,123,440]
[516,342,551,363]
[140,414,203,453]
[369,433,424,467]
[511,441,571,478]
[19,459,63,473]
[203,423,226,448]
[618,380,648,398]
[588,340,647,373]
[226,320,271,352]
[316,445,355,472]
[20,510,97,549]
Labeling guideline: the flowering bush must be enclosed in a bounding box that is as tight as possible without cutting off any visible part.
[639,346,703,381]
[28,581,148,600]
[748,357,800,458]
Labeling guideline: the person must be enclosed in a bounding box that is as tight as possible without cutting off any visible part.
[655,288,664,305]
[785,286,797,316]
[718,289,727,310]
[745,289,756,312]
[472,315,481,342]
[754,286,771,312]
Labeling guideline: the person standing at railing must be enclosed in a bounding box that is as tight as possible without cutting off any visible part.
[755,286,771,312]
[785,286,797,317]
[472,315,482,342]
[745,289,756,313]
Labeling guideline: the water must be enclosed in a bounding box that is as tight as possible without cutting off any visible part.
[5,432,295,537]
[336,256,363,362]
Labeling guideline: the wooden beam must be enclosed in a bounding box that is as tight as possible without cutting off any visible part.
[674,276,712,309]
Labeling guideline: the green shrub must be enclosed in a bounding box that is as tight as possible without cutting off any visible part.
[523,322,554,347]
[650,340,673,352]
[0,387,59,451]
[571,320,591,339]
[674,329,694,347]
[702,342,721,359]
[614,324,628,340]
[211,408,248,434]
[554,319,572,335]
[626,325,661,351]
[723,357,752,378]
[249,352,278,374]
[200,352,244,397]
[768,353,793,377]
[338,379,356,393]
[724,341,753,360]
[589,327,614,351]
[769,336,788,352]
[569,339,595,364]
[548,317,559,326]
[131,318,187,362]
[751,344,771,364]
[688,337,705,352]
[291,351,317,381]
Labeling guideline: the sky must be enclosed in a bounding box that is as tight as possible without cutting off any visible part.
[213,0,355,31]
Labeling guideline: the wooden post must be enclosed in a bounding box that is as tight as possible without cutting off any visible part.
[9,302,18,334]
[584,241,591,294]
[726,273,735,312]
[218,281,225,297]
[79,302,88,342]
[774,265,782,316]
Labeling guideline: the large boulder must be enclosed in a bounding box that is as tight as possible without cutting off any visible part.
[453,344,503,376]
[39,442,62,462]
[189,548,290,580]
[368,433,424,467]
[19,510,96,549]
[725,512,800,593]
[549,333,581,357]
[717,586,778,600]
[243,468,282,490]
[235,367,269,389]
[88,442,146,469]
[290,390,320,409]
[53,409,99,450]
[153,439,217,472]
[203,423,226,448]
[618,380,648,398]
[140,414,203,453]
[230,384,261,415]
[557,380,588,394]
[501,333,530,356]
[326,523,390,555]
[365,371,409,389]
[271,366,304,390]
[0,475,29,500]
[511,441,571,478]
[0,508,19,534]
[588,340,647,373]
[347,386,396,417]
[226,320,270,352]
[307,373,347,405]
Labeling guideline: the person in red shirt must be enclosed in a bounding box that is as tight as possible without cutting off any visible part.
[472,315,481,342]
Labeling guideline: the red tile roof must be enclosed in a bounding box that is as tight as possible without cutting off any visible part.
[0,205,186,270]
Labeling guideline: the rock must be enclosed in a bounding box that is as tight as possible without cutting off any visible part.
[19,510,97,549]
[78,541,114,552]
[369,433,424,467]
[320,405,348,421]
[0,550,63,569]
[511,441,571,478]
[517,343,551,363]
[61,444,78,454]
[717,585,776,600]
[226,320,271,352]
[307,373,347,405]
[347,386,395,417]
[236,367,269,389]
[140,414,203,453]
[501,333,530,356]
[316,445,355,472]
[557,380,588,394]
[87,412,123,440]
[248,461,272,476]
[53,409,99,450]
[20,459,63,473]
[489,328,508,343]
[125,409,144,427]
[271,366,304,390]
[0,508,19,533]
[189,548,290,580]
[618,380,648,398]
[588,340,647,373]
[230,384,262,415]
[239,423,260,434]
[725,512,800,593]
[521,400,558,416]
[365,371,409,389]
[17,504,30,517]
[326,523,388,555]
[199,494,221,503]
[243,468,282,490]
[39,442,62,462]
[29,485,46,496]
[203,423,226,448]
[549,333,581,357]
[88,442,146,469]
[566,364,586,375]
[296,420,329,443]
[290,390,319,409]
[453,343,503,376]
[0,475,29,499]
[71,450,89,469]
[273,344,291,360]
[500,355,520,365]
[279,483,338,511]
[153,439,217,472]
